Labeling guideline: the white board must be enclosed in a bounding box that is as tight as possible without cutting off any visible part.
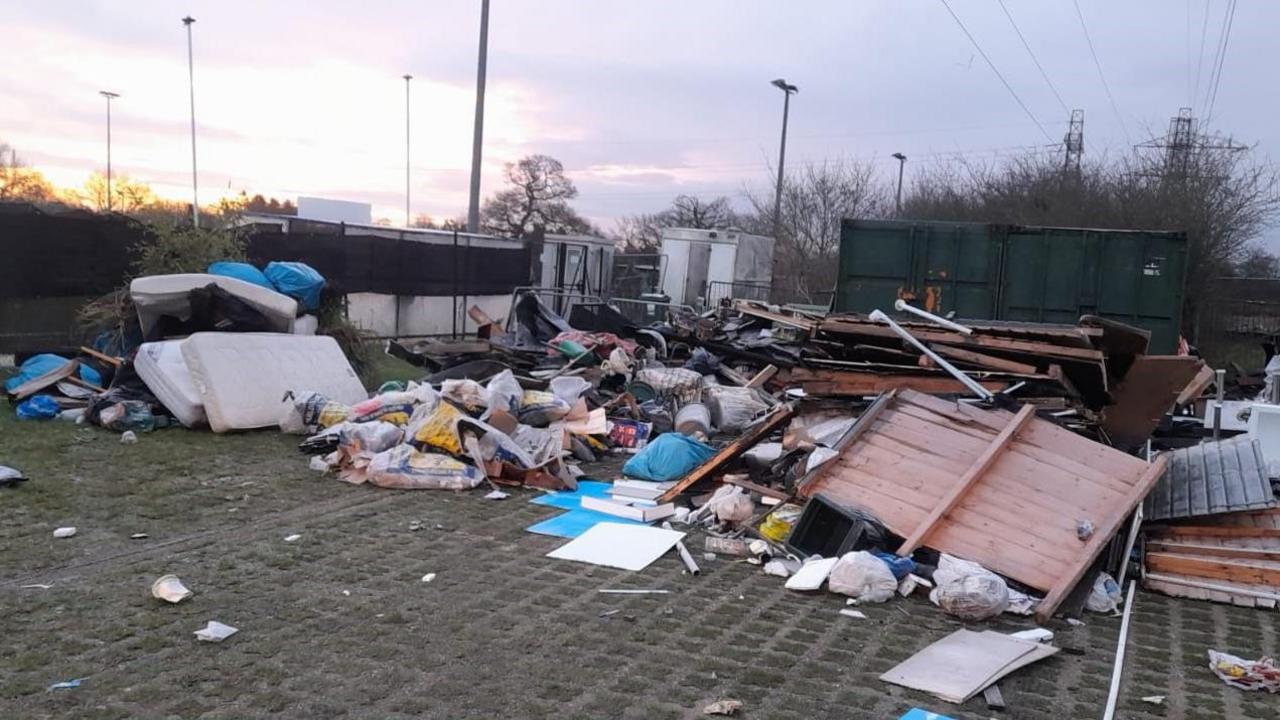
[546,522,684,572]
[784,557,839,591]
[879,630,1056,703]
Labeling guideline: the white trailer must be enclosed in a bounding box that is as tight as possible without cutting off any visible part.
[659,228,774,309]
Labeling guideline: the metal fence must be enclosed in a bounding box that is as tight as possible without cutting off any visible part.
[705,280,771,307]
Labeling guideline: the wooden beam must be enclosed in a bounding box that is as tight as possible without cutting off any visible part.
[79,346,123,368]
[782,368,1007,396]
[896,403,1037,556]
[1035,453,1169,623]
[931,344,1039,375]
[745,364,778,388]
[656,403,795,504]
[1175,365,1216,406]
[1146,541,1280,562]
[1145,525,1280,541]
[820,319,1106,362]
[1146,552,1280,586]
[722,474,790,501]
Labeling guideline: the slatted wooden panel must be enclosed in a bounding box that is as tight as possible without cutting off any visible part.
[802,389,1162,621]
[1142,508,1280,608]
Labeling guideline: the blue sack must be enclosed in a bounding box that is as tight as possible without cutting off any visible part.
[621,432,715,482]
[264,261,325,311]
[208,261,273,290]
[16,394,60,420]
[4,354,101,394]
[873,550,917,580]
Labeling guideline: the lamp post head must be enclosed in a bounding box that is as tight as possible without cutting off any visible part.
[770,78,798,94]
[403,74,412,81]
[892,152,906,162]
[99,90,120,100]
[182,16,195,26]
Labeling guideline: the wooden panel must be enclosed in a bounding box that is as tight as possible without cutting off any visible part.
[782,368,1007,397]
[1146,552,1280,586]
[932,345,1039,374]
[1146,541,1280,562]
[1146,525,1280,541]
[1101,356,1203,449]
[898,405,1037,555]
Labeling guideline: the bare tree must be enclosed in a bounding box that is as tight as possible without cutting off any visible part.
[613,194,735,252]
[743,159,886,303]
[481,154,593,238]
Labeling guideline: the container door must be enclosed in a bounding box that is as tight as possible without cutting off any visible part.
[684,242,713,308]
[1001,227,1095,324]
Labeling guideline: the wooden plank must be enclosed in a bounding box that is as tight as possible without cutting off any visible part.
[1101,356,1204,449]
[722,474,789,501]
[896,404,1037,555]
[1144,572,1280,603]
[64,376,106,393]
[1176,365,1216,406]
[733,301,817,332]
[1146,552,1280,586]
[1146,525,1280,541]
[797,390,897,496]
[9,359,79,399]
[931,344,1039,375]
[782,368,1007,396]
[820,319,1107,362]
[745,364,778,389]
[79,346,123,368]
[1035,454,1168,622]
[656,403,795,503]
[1146,541,1280,562]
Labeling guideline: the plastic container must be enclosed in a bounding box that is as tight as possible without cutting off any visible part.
[674,402,712,436]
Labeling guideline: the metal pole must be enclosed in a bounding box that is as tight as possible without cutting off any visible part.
[893,298,972,335]
[182,16,199,227]
[772,91,790,238]
[868,309,993,399]
[893,153,906,217]
[1213,368,1226,440]
[403,74,412,227]
[466,0,490,233]
[99,91,119,212]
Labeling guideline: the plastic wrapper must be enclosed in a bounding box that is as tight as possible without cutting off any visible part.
[409,401,466,455]
[606,419,652,450]
[338,421,404,457]
[350,391,419,426]
[364,445,484,490]
[705,386,770,431]
[485,370,523,415]
[98,400,156,432]
[1208,650,1280,692]
[441,379,489,413]
[1085,572,1122,613]
[929,554,1010,621]
[828,551,898,603]
[279,391,352,434]
[550,376,592,405]
[517,390,570,427]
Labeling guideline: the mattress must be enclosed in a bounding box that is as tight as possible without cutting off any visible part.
[181,333,367,433]
[130,273,298,337]
[135,340,206,428]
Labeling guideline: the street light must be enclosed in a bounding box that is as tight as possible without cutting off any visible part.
[182,16,199,227]
[466,0,490,233]
[99,91,120,213]
[892,152,907,217]
[403,74,412,227]
[770,78,798,239]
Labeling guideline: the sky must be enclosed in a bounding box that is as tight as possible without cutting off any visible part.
[2,0,1276,242]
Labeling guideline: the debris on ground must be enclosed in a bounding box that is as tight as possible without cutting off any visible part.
[702,698,743,716]
[0,465,29,487]
[52,526,77,539]
[151,574,193,604]
[46,678,85,691]
[194,621,239,643]
[1208,650,1280,692]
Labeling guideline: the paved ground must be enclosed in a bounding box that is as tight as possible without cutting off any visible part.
[1,410,1277,719]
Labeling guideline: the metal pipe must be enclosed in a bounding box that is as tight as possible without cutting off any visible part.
[868,309,993,399]
[663,521,701,575]
[1213,368,1225,440]
[1101,580,1137,720]
[466,0,490,233]
[893,298,973,335]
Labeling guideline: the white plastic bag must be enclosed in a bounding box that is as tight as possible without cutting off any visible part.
[696,485,753,525]
[550,376,592,405]
[484,370,523,415]
[705,386,770,431]
[929,553,1010,621]
[1085,572,1122,613]
[827,551,897,603]
[441,379,489,412]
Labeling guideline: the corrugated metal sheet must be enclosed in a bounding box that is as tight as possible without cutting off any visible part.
[1144,438,1277,521]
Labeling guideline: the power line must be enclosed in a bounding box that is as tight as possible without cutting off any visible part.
[1192,0,1211,113]
[1204,0,1238,124]
[996,0,1069,114]
[937,0,1055,143]
[1071,0,1131,145]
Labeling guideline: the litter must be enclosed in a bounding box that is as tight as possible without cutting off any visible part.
[880,629,1059,704]
[1208,650,1280,692]
[284,534,301,542]
[828,551,898,603]
[839,609,868,619]
[0,465,28,487]
[547,522,685,572]
[52,526,77,538]
[484,489,510,500]
[621,433,715,482]
[421,573,437,583]
[193,620,239,643]
[120,430,138,444]
[1141,695,1166,704]
[47,678,85,691]
[702,699,743,716]
[784,556,839,592]
[597,589,671,595]
[151,574,193,604]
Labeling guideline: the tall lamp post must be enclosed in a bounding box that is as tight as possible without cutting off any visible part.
[770,78,798,239]
[182,16,199,226]
[466,0,490,233]
[892,152,907,217]
[99,90,120,212]
[403,74,412,227]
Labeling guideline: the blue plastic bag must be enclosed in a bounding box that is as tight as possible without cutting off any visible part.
[16,394,60,420]
[621,432,715,482]
[264,261,325,310]
[208,261,273,289]
[4,354,101,394]
[873,550,918,580]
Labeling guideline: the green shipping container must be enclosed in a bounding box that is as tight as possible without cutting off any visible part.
[834,219,1188,353]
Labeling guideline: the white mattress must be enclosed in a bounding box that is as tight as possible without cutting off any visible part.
[181,333,367,433]
[130,273,298,337]
[135,340,206,428]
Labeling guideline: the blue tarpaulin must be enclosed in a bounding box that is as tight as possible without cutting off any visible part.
[264,261,325,310]
[622,433,715,482]
[4,354,102,394]
[208,261,273,290]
